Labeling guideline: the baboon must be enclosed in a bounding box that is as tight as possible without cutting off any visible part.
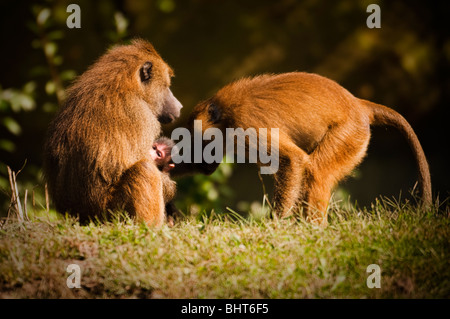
[176,72,432,226]
[151,136,177,173]
[151,136,181,223]
[43,39,183,226]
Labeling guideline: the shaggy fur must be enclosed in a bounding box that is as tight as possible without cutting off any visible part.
[43,39,179,226]
[182,72,431,226]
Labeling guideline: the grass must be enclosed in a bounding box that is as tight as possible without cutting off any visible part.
[0,195,449,299]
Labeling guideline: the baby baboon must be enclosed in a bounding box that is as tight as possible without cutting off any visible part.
[150,136,180,222]
[151,136,177,173]
[179,72,431,226]
[43,39,182,226]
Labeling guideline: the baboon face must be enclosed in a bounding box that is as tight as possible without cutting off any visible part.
[185,99,224,175]
[189,100,223,129]
[131,40,183,123]
[151,137,177,172]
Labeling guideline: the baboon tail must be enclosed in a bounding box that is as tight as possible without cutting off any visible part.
[361,99,432,207]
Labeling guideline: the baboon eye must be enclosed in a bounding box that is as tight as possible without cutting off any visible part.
[156,150,162,158]
[208,103,221,124]
[140,61,153,82]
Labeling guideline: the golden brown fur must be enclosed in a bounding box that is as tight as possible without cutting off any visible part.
[43,39,181,226]
[183,72,432,226]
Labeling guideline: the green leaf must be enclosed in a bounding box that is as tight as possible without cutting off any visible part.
[2,117,22,135]
[0,139,15,152]
[23,82,37,95]
[0,100,8,112]
[45,81,56,95]
[30,66,49,77]
[44,42,57,57]
[114,12,129,36]
[157,0,176,13]
[37,8,51,26]
[13,93,35,111]
[43,102,57,112]
[53,55,63,66]
[47,30,64,40]
[61,70,77,81]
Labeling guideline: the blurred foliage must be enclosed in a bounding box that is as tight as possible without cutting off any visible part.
[0,0,449,216]
[175,162,235,215]
[0,82,36,193]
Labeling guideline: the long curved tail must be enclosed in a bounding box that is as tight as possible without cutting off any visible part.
[361,99,432,206]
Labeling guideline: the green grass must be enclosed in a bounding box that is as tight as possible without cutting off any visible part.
[0,197,449,299]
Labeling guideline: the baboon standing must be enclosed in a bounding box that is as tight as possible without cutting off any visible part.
[177,72,431,226]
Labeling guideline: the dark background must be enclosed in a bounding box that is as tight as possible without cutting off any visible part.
[1,0,449,215]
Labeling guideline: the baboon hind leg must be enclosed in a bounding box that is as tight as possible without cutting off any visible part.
[304,122,371,226]
[273,139,310,218]
[109,160,165,227]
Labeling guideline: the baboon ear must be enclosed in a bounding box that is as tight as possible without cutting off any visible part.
[208,103,221,124]
[140,61,153,82]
